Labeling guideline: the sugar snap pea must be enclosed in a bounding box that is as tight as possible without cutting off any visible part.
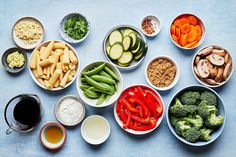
[96,93,106,106]
[81,77,86,83]
[84,75,111,91]
[84,89,101,99]
[89,87,114,95]
[104,66,120,81]
[80,85,91,91]
[99,71,113,79]
[90,75,116,84]
[82,63,106,76]
[99,82,115,92]
[105,95,111,102]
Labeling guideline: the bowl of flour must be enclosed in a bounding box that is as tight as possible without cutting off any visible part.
[55,95,86,126]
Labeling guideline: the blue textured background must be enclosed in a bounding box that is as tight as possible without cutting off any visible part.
[0,0,236,156]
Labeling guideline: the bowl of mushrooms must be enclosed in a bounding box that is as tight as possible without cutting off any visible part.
[192,45,234,87]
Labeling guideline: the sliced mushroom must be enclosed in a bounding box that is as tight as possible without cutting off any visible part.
[224,53,229,64]
[223,62,232,80]
[198,46,213,56]
[197,59,210,78]
[209,67,218,78]
[194,56,201,65]
[207,61,213,69]
[212,49,226,56]
[215,67,224,82]
[205,78,221,85]
[208,54,225,66]
[193,66,201,78]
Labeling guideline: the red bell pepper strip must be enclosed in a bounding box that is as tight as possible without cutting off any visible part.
[118,110,127,123]
[145,90,163,117]
[120,99,139,113]
[131,115,150,124]
[129,96,150,118]
[129,124,155,131]
[123,109,131,129]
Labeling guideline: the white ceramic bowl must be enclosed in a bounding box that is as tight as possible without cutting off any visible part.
[192,45,234,88]
[169,13,206,50]
[28,40,80,91]
[59,13,90,44]
[39,122,66,150]
[145,55,180,91]
[12,16,45,50]
[54,95,86,126]
[141,15,161,37]
[81,115,110,145]
[76,61,123,108]
[114,84,164,135]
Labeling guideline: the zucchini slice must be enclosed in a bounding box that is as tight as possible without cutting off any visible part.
[109,30,123,46]
[123,28,135,37]
[122,36,132,51]
[129,32,139,49]
[109,43,123,60]
[118,51,133,64]
[117,62,130,67]
[131,39,141,54]
[106,45,111,55]
[134,52,144,60]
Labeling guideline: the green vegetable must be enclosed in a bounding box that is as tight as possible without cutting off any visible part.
[169,98,189,117]
[82,63,106,76]
[198,100,217,118]
[175,120,191,136]
[105,95,112,102]
[84,75,111,91]
[90,75,116,84]
[200,128,213,141]
[80,85,90,91]
[170,116,180,127]
[205,113,223,129]
[99,71,113,79]
[84,89,101,99]
[89,86,114,95]
[96,94,106,106]
[200,91,217,106]
[183,127,201,143]
[180,91,201,105]
[182,114,204,129]
[104,66,119,81]
[64,15,88,40]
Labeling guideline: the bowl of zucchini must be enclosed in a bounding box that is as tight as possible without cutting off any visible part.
[103,25,148,70]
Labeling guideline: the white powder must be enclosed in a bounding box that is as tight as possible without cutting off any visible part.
[57,98,84,125]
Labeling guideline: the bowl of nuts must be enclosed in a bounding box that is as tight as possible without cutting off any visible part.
[141,15,161,37]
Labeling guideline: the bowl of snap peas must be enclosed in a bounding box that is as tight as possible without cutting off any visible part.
[77,61,123,108]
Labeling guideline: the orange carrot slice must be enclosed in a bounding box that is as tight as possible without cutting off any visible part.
[175,27,181,39]
[195,25,202,36]
[171,24,176,35]
[187,29,198,43]
[180,34,188,46]
[188,16,199,26]
[180,24,191,34]
[179,18,190,26]
[171,34,178,43]
[174,19,181,28]
[185,41,198,48]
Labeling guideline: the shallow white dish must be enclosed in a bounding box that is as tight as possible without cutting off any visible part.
[81,115,110,145]
[145,55,180,91]
[76,61,123,108]
[141,15,161,37]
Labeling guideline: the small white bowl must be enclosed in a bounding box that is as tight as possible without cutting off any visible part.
[114,84,164,135]
[28,40,80,91]
[145,55,180,91]
[81,115,110,145]
[54,95,86,126]
[76,61,123,108]
[39,122,66,150]
[141,15,161,37]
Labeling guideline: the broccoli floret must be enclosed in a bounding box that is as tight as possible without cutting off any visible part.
[198,100,217,118]
[170,98,188,117]
[183,127,201,143]
[186,105,198,114]
[200,128,213,141]
[205,113,223,129]
[200,91,217,106]
[170,116,180,127]
[182,114,203,129]
[180,91,201,105]
[175,120,191,136]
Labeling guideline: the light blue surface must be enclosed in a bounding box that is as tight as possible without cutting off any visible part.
[0,0,236,156]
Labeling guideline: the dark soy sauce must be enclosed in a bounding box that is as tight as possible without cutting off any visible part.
[13,97,41,127]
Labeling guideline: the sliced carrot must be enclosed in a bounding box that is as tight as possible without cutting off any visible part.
[188,16,199,26]
[180,24,191,34]
[185,41,198,48]
[180,34,188,46]
[195,25,202,36]
[179,18,190,26]
[171,24,176,35]
[187,29,198,43]
[175,27,181,39]
[171,34,178,43]
[174,19,181,28]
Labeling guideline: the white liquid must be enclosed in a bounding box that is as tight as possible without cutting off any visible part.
[83,117,109,140]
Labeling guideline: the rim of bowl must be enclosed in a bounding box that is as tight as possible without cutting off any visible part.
[76,60,123,108]
[1,47,27,73]
[145,55,180,91]
[54,95,86,126]
[28,40,80,91]
[192,44,234,88]
[103,25,148,71]
[81,115,110,145]
[169,13,206,50]
[59,13,90,44]
[140,14,162,37]
[12,16,45,50]
[39,122,67,150]
[166,84,226,146]
[113,84,165,135]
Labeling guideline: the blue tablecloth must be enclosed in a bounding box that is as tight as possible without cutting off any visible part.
[0,0,235,156]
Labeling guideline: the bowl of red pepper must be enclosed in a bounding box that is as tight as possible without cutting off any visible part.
[114,84,164,135]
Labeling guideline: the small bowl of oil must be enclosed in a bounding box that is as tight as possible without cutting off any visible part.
[39,122,67,150]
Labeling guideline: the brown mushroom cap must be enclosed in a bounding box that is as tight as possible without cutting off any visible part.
[197,59,210,78]
[208,54,225,66]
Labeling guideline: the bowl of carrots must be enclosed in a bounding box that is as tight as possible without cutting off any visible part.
[170,13,205,49]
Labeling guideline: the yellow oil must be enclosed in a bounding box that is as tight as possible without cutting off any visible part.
[45,126,63,144]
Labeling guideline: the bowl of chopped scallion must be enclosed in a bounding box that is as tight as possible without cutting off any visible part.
[59,13,90,44]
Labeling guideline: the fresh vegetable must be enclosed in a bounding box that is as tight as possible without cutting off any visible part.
[7,51,25,68]
[106,27,147,67]
[64,15,89,40]
[116,85,163,131]
[169,90,224,143]
[80,63,120,105]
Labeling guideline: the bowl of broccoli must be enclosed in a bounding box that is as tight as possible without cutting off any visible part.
[166,85,226,146]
